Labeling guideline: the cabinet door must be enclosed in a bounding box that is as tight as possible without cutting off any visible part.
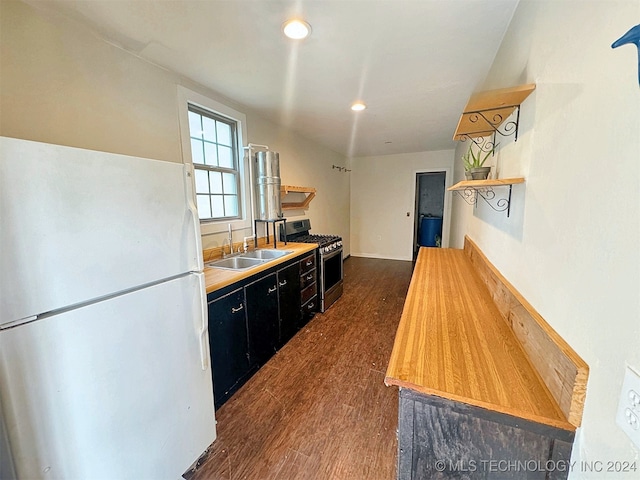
[245,273,279,368]
[208,288,251,409]
[278,262,302,347]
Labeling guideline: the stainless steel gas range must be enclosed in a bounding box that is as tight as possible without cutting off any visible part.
[281,219,343,312]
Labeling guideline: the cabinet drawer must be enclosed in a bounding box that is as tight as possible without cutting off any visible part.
[302,295,317,315]
[300,253,316,275]
[301,282,317,305]
[300,268,316,289]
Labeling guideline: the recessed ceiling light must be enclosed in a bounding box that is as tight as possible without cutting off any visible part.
[351,102,366,111]
[283,19,311,39]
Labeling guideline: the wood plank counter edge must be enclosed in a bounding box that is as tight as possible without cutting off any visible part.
[463,236,589,428]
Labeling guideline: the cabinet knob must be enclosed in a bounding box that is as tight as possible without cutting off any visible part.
[306,274,313,281]
[279,280,287,287]
[231,304,244,313]
[268,286,277,293]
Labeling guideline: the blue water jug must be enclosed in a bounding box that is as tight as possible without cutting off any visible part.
[419,216,443,247]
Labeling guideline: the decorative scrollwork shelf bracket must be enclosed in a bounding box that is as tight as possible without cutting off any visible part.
[458,105,521,155]
[458,134,498,155]
[453,185,514,217]
[471,105,521,141]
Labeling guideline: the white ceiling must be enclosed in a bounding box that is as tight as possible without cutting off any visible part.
[26,0,519,157]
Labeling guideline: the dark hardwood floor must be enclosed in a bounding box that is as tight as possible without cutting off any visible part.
[187,256,414,480]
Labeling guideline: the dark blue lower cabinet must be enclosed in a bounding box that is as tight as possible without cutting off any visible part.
[277,262,302,347]
[245,273,279,368]
[207,251,317,409]
[207,288,252,410]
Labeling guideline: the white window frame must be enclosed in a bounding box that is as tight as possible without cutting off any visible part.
[177,86,251,236]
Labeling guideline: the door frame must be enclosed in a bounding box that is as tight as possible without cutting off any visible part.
[411,167,452,252]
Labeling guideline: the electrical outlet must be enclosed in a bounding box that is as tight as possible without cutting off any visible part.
[616,365,640,448]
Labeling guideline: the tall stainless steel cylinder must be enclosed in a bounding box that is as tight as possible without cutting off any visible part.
[254,151,282,220]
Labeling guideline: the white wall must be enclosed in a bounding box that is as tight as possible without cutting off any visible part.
[0,0,350,254]
[350,150,454,260]
[449,1,640,477]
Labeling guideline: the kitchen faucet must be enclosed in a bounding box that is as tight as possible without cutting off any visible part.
[223,226,254,257]
[223,223,233,258]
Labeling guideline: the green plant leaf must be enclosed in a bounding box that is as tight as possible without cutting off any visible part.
[461,142,499,170]
[461,144,473,170]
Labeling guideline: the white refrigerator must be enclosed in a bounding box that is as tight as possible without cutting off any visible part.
[0,137,216,479]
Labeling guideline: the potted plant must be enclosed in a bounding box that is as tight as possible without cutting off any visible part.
[462,143,497,180]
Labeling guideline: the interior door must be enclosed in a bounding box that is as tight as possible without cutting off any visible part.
[413,171,446,260]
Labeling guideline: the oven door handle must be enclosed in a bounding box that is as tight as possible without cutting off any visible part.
[321,247,343,261]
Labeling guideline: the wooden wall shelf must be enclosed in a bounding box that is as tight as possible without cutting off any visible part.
[280,185,316,210]
[448,177,525,191]
[453,84,536,142]
[448,177,525,217]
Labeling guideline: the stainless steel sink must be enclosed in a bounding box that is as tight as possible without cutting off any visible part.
[206,249,293,270]
[240,249,293,260]
[206,256,265,271]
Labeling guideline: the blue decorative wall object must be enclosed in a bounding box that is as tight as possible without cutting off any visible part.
[612,24,640,86]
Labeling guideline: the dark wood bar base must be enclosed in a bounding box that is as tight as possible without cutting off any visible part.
[397,389,574,480]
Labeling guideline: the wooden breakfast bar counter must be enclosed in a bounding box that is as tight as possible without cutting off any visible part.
[385,238,588,480]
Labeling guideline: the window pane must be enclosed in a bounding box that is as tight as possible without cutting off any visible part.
[209,171,223,194]
[202,116,216,143]
[196,194,212,219]
[194,168,210,194]
[191,139,205,165]
[211,195,224,218]
[188,111,202,139]
[218,145,233,168]
[204,142,217,166]
[224,195,238,217]
[222,172,237,194]
[216,121,232,146]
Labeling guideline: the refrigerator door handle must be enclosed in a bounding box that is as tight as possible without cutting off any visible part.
[184,164,204,272]
[195,272,209,371]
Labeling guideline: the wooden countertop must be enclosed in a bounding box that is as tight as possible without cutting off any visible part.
[385,247,574,432]
[204,242,317,294]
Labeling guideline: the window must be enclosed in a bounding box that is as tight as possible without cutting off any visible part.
[188,105,240,220]
[177,86,249,234]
